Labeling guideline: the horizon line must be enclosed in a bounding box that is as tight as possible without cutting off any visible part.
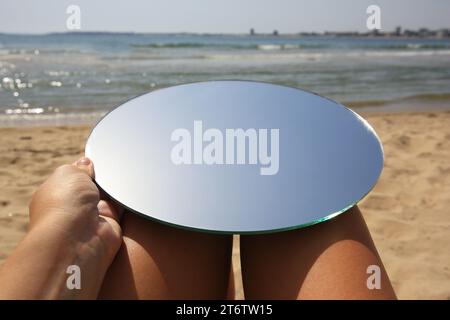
[1,27,450,37]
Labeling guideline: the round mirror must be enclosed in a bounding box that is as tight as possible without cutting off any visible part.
[85,81,383,234]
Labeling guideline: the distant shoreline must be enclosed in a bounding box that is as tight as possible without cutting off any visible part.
[1,100,449,128]
[1,30,450,40]
[2,90,450,128]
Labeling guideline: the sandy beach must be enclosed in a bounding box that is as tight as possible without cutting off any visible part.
[0,111,449,299]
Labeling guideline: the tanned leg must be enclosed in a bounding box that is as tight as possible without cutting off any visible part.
[99,212,232,299]
[240,206,396,299]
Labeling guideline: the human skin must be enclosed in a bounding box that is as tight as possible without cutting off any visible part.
[100,206,396,300]
[0,158,396,299]
[98,213,233,299]
[240,206,397,299]
[0,157,123,299]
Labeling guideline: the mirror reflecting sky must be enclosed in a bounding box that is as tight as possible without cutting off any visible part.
[86,81,383,234]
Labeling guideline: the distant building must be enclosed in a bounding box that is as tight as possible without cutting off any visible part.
[247,27,449,39]
[404,29,418,37]
[418,28,431,37]
[436,29,450,38]
[370,29,380,37]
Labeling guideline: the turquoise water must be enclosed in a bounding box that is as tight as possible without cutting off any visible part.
[1,33,450,125]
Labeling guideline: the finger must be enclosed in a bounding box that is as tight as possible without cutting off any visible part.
[99,215,122,255]
[73,156,95,179]
[98,199,124,223]
[99,190,124,219]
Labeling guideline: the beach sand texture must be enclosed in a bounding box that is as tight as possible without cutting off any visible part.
[0,111,449,299]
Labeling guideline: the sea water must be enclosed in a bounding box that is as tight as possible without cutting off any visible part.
[0,33,450,126]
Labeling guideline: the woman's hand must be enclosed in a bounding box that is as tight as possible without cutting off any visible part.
[0,157,123,299]
[29,157,123,260]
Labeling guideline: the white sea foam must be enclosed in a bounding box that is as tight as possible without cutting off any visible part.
[356,49,450,57]
[257,44,284,50]
[204,52,326,61]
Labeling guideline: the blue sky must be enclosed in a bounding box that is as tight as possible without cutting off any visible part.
[0,0,449,34]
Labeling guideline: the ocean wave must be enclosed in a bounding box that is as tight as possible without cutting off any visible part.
[352,43,450,50]
[201,49,450,61]
[256,44,303,50]
[0,48,84,57]
[392,43,450,50]
[353,49,450,57]
[203,52,326,61]
[132,42,255,49]
[130,41,450,51]
[131,43,320,50]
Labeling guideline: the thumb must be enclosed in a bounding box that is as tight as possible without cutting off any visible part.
[73,156,95,179]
